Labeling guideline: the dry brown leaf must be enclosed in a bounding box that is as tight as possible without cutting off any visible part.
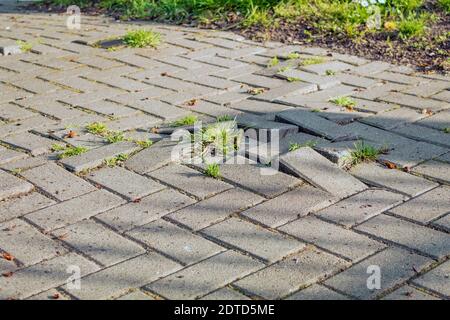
[384,161,397,169]
[2,252,14,261]
[2,271,13,278]
[66,130,77,138]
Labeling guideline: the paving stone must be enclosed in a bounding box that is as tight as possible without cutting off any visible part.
[0,218,67,266]
[300,61,354,75]
[351,82,409,100]
[315,188,404,228]
[78,100,139,118]
[232,74,286,89]
[379,92,449,112]
[0,192,55,223]
[351,98,397,114]
[1,132,56,156]
[230,99,292,114]
[324,247,432,299]
[0,146,27,165]
[402,81,449,97]
[276,69,340,90]
[201,287,250,300]
[356,214,450,259]
[125,139,178,174]
[383,285,439,300]
[335,74,379,89]
[286,284,349,300]
[250,82,317,102]
[116,290,157,300]
[122,99,190,121]
[359,107,426,130]
[391,123,450,148]
[241,185,334,228]
[149,164,232,199]
[350,163,438,197]
[431,90,450,102]
[28,289,70,301]
[0,252,99,300]
[21,163,96,201]
[389,186,450,224]
[280,147,367,198]
[412,260,450,298]
[106,113,161,132]
[9,78,59,95]
[433,214,450,232]
[127,219,224,265]
[25,189,125,232]
[370,71,425,85]
[234,247,349,299]
[87,166,164,201]
[53,220,145,267]
[350,61,392,76]
[276,109,357,140]
[145,250,264,300]
[415,110,450,131]
[67,252,182,300]
[59,141,140,173]
[0,154,50,173]
[202,217,305,263]
[27,101,87,120]
[280,216,386,261]
[0,115,56,138]
[204,89,251,105]
[97,188,195,233]
[0,169,34,201]
[412,160,450,184]
[0,103,37,121]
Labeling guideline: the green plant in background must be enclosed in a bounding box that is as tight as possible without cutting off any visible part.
[16,40,32,52]
[205,163,221,178]
[57,146,88,159]
[329,96,356,110]
[216,115,234,122]
[105,131,125,143]
[51,144,66,152]
[123,29,161,48]
[267,56,280,67]
[289,140,317,152]
[299,56,326,66]
[100,0,151,18]
[105,153,129,167]
[86,122,108,135]
[135,139,153,148]
[287,77,301,82]
[286,52,301,60]
[170,115,198,127]
[438,0,450,12]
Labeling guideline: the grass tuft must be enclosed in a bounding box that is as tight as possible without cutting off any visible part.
[329,96,356,110]
[57,146,88,159]
[86,122,108,135]
[123,29,161,48]
[205,163,221,178]
[299,57,326,66]
[170,115,198,127]
[348,141,385,166]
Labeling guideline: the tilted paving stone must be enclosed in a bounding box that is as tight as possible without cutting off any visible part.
[383,284,439,300]
[402,80,449,97]
[438,152,450,163]
[412,260,450,298]
[275,109,357,140]
[0,252,99,300]
[388,186,450,224]
[0,219,67,266]
[96,188,196,233]
[359,107,426,130]
[201,287,250,300]
[350,163,438,197]
[379,92,449,112]
[52,219,145,267]
[1,132,56,156]
[145,250,264,300]
[87,166,164,201]
[166,188,263,231]
[316,109,369,125]
[415,110,450,131]
[280,147,367,199]
[67,252,182,300]
[125,139,179,174]
[0,145,27,165]
[0,192,55,223]
[126,219,225,265]
[241,185,334,228]
[433,214,450,232]
[279,216,386,262]
[0,169,34,201]
[391,123,450,148]
[202,217,305,263]
[236,113,299,140]
[21,163,96,201]
[59,141,140,173]
[148,164,233,200]
[299,61,354,75]
[412,160,450,185]
[234,247,350,299]
[324,247,432,300]
[316,189,405,228]
[287,284,349,300]
[25,189,126,232]
[355,214,450,259]
[0,103,37,121]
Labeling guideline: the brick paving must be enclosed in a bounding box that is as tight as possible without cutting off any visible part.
[0,3,449,300]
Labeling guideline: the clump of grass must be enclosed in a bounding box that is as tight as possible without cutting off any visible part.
[288,140,317,152]
[51,143,66,152]
[247,87,266,95]
[170,115,198,127]
[398,15,427,39]
[443,127,450,133]
[287,77,301,82]
[286,52,301,60]
[105,131,125,143]
[57,146,88,159]
[278,66,290,73]
[329,96,356,110]
[325,69,336,76]
[205,163,220,178]
[267,56,279,67]
[105,153,129,167]
[216,115,234,122]
[135,139,153,148]
[311,109,321,113]
[123,29,161,48]
[17,40,32,52]
[299,57,325,66]
[86,122,108,135]
[194,120,242,158]
[347,141,384,166]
